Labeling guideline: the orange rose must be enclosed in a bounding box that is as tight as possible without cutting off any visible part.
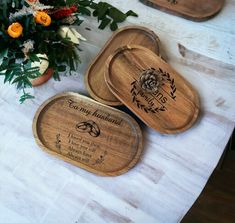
[35,11,51,27]
[7,22,23,38]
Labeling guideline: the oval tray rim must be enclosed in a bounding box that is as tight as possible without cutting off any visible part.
[33,92,144,176]
[105,45,200,134]
[139,0,225,22]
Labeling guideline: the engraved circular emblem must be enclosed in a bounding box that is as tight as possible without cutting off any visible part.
[76,120,100,137]
[139,68,161,93]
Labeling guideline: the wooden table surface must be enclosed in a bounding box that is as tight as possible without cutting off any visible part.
[0,1,234,223]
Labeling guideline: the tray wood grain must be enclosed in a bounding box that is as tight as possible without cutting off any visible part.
[105,45,200,134]
[85,26,161,106]
[33,92,143,176]
[140,0,225,21]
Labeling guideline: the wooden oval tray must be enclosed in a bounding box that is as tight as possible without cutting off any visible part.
[105,45,200,134]
[33,93,143,176]
[139,0,224,21]
[85,26,161,106]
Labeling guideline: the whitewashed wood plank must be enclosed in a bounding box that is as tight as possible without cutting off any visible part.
[0,1,234,223]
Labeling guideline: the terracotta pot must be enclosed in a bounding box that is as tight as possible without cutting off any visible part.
[31,68,54,87]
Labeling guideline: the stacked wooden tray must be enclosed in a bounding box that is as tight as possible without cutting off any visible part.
[85,26,200,134]
[85,26,161,106]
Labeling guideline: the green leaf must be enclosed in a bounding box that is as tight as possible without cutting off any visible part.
[23,77,33,88]
[110,21,118,31]
[93,9,98,17]
[29,54,40,62]
[78,6,91,16]
[58,65,67,72]
[25,70,40,78]
[97,2,109,20]
[24,16,31,32]
[12,76,24,84]
[126,10,138,17]
[0,48,8,60]
[16,80,24,90]
[108,8,127,23]
[8,63,22,70]
[4,69,13,83]
[98,17,111,29]
[19,93,35,104]
[90,2,97,9]
[73,18,84,26]
[71,0,138,31]
[76,0,91,7]
[69,57,76,72]
[53,68,61,81]
[38,56,48,62]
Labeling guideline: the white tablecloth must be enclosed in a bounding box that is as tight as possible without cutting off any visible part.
[0,1,234,222]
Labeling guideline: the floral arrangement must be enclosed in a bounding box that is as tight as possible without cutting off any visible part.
[0,0,137,103]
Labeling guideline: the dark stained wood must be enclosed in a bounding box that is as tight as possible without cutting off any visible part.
[105,45,200,134]
[33,92,143,176]
[139,0,225,21]
[85,26,161,106]
[182,147,235,223]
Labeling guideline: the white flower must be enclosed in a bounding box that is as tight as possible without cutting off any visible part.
[58,26,86,44]
[22,40,35,56]
[31,54,49,75]
[9,6,34,21]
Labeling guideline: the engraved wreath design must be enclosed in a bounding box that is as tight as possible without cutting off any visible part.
[130,67,177,114]
[159,68,177,100]
[131,81,165,113]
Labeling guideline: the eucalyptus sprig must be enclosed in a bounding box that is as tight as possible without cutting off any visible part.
[0,54,40,103]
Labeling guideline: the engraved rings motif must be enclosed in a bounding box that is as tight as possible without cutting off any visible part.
[76,120,101,137]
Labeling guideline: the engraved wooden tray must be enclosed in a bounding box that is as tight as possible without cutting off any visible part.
[85,26,161,106]
[33,93,143,176]
[105,45,200,134]
[140,0,225,21]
